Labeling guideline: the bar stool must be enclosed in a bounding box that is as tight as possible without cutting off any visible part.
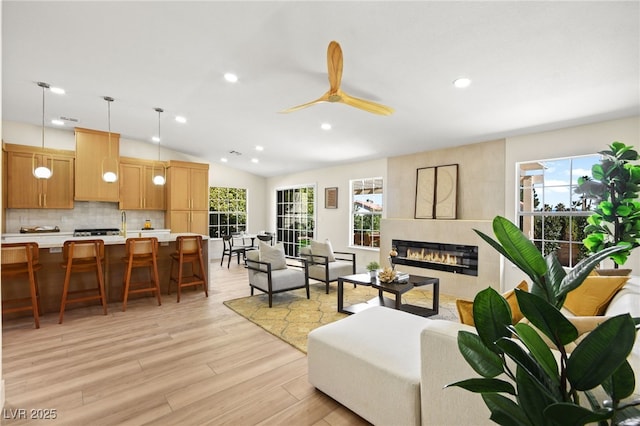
[59,239,108,324]
[169,235,208,302]
[1,242,42,328]
[122,237,162,311]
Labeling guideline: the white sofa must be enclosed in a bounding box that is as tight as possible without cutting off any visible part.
[307,278,640,426]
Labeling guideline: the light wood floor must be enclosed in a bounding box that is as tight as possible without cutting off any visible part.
[2,262,370,425]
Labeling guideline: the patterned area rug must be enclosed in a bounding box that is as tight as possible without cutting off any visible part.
[223,282,459,353]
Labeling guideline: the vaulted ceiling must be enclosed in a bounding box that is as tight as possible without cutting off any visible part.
[3,1,639,177]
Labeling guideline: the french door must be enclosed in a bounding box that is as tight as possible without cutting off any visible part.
[276,186,315,256]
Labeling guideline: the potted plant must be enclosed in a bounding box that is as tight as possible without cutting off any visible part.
[447,216,638,425]
[366,261,380,278]
[575,141,640,269]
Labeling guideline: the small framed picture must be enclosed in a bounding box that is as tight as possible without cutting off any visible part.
[325,187,338,209]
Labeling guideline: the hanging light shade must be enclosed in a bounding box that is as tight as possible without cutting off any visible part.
[101,96,118,183]
[33,82,52,179]
[152,107,166,186]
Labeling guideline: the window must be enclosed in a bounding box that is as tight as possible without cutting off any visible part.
[209,187,247,238]
[351,177,383,248]
[518,154,600,267]
[276,186,315,256]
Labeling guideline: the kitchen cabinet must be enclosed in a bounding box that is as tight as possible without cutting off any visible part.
[119,157,166,210]
[4,143,75,209]
[165,160,209,234]
[74,127,120,202]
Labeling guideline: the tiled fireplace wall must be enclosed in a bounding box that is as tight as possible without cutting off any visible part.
[380,219,501,300]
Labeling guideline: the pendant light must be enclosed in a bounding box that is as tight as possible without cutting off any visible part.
[152,107,166,186]
[101,96,118,183]
[33,82,52,179]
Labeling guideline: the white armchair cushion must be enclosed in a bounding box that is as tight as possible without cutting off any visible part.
[258,241,287,270]
[249,267,306,292]
[309,261,354,282]
[310,239,336,262]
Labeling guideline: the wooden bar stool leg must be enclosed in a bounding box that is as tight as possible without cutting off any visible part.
[122,260,133,312]
[152,255,162,306]
[177,253,184,303]
[27,264,40,329]
[59,260,73,324]
[95,255,108,316]
[197,250,208,298]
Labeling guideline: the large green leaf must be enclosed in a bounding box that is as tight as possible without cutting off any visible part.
[512,322,558,384]
[473,287,512,352]
[556,245,627,300]
[602,360,636,402]
[483,393,533,426]
[543,253,566,306]
[567,314,636,391]
[474,216,547,286]
[516,366,555,426]
[496,337,559,401]
[446,378,515,395]
[516,290,577,346]
[457,330,504,378]
[544,403,613,426]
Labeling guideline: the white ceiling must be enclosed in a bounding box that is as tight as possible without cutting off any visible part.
[3,1,639,177]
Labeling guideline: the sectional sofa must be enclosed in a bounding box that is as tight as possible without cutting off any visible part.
[307,278,640,425]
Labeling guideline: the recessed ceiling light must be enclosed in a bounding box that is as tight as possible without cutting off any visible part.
[224,73,238,83]
[255,145,264,151]
[251,158,259,163]
[152,136,160,143]
[453,77,472,88]
[221,157,228,163]
[51,119,64,126]
[175,116,187,124]
[50,87,65,95]
[321,123,332,130]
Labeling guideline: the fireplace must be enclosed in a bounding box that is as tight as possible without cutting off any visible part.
[391,239,478,276]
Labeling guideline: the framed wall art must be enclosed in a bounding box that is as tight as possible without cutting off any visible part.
[325,187,338,209]
[414,164,458,219]
[435,164,458,219]
[415,167,436,219]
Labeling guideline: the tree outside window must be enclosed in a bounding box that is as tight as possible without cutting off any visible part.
[209,187,247,238]
[351,177,383,248]
[518,154,600,267]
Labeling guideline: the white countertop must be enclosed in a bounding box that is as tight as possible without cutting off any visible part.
[1,230,209,249]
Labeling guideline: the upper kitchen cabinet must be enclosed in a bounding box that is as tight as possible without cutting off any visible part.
[165,160,209,234]
[74,127,120,202]
[4,143,75,209]
[119,157,167,210]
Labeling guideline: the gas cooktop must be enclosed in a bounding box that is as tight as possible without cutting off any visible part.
[73,228,121,237]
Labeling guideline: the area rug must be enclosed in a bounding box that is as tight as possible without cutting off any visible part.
[223,283,459,353]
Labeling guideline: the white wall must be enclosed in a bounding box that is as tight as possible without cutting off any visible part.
[503,115,640,287]
[266,158,388,270]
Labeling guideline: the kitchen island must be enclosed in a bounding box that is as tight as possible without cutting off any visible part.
[1,230,210,315]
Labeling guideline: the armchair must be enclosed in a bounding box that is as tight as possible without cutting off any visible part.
[245,245,310,307]
[299,240,356,294]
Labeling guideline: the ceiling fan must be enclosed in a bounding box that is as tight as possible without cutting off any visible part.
[280,41,394,116]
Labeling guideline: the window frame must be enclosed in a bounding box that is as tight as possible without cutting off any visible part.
[516,153,600,267]
[208,187,248,238]
[350,177,383,250]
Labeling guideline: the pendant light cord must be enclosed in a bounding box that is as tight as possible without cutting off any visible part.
[155,107,164,160]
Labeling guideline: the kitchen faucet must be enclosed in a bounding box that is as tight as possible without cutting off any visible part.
[121,210,127,237]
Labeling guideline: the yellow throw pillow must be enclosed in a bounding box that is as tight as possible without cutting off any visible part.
[456,281,528,326]
[563,275,629,316]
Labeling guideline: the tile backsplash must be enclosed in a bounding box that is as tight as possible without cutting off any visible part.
[4,201,166,233]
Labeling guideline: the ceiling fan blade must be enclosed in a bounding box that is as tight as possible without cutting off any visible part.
[327,41,343,93]
[279,91,331,113]
[339,91,394,116]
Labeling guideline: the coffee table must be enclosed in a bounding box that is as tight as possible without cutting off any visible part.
[337,273,439,317]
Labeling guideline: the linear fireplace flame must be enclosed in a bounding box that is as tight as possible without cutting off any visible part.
[392,239,478,276]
